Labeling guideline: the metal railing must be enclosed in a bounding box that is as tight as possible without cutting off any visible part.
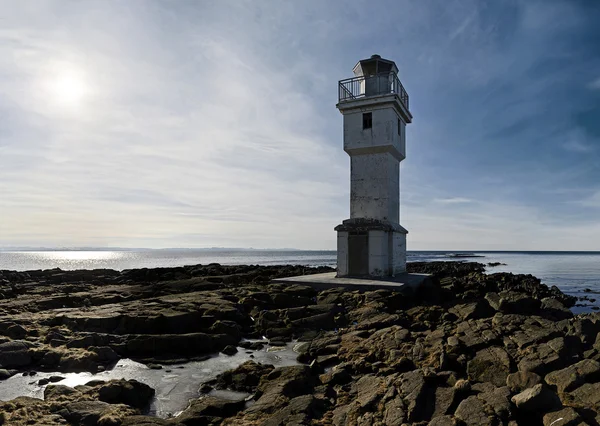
[338,72,409,110]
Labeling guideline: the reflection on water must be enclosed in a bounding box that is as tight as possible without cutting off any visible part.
[0,250,338,271]
[0,341,300,418]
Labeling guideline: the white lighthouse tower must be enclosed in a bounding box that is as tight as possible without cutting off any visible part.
[335,54,412,277]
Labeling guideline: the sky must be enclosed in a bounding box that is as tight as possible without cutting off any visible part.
[1,0,600,251]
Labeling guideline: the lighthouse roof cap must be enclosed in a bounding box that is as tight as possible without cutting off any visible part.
[353,55,398,77]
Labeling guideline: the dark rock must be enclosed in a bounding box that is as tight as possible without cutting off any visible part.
[506,371,542,393]
[209,360,274,393]
[221,345,238,356]
[6,324,27,339]
[540,297,573,320]
[355,374,384,409]
[44,384,81,400]
[90,346,119,363]
[399,369,427,422]
[511,384,562,414]
[175,396,245,423]
[59,400,137,426]
[565,382,600,410]
[432,386,458,418]
[122,416,179,426]
[449,300,494,320]
[247,365,317,414]
[0,369,16,380]
[498,291,541,314]
[428,415,457,426]
[542,407,583,426]
[454,395,496,426]
[0,340,31,368]
[261,394,326,426]
[467,346,512,387]
[477,386,512,420]
[545,359,600,394]
[97,379,155,409]
[239,341,265,351]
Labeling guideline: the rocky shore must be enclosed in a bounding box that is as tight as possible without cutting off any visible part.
[0,262,599,425]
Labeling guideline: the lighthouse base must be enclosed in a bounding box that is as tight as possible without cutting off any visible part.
[334,218,408,278]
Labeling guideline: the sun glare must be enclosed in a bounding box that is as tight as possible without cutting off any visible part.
[46,68,89,106]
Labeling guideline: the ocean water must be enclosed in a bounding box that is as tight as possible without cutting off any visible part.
[1,249,599,312]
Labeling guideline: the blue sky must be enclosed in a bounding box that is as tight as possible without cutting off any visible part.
[1,0,599,250]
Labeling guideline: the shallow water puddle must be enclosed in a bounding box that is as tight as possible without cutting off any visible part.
[0,340,300,418]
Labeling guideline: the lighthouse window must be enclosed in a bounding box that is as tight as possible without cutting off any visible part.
[362,113,372,130]
[398,119,401,135]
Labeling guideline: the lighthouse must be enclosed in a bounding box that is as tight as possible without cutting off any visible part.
[335,55,412,277]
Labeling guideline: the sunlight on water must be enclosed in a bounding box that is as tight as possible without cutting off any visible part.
[43,251,122,261]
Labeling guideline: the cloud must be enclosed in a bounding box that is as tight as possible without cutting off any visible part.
[433,197,473,204]
[577,191,600,208]
[562,130,596,153]
[588,77,600,90]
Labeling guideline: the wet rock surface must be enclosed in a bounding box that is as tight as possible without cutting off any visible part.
[0,261,598,425]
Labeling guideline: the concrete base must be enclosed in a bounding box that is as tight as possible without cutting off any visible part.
[272,271,431,293]
[335,218,408,277]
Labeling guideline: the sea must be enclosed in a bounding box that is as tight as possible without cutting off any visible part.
[0,249,599,313]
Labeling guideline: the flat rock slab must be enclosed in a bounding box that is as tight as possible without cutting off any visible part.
[272,272,431,292]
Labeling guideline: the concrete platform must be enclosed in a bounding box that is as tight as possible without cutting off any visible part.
[272,272,432,293]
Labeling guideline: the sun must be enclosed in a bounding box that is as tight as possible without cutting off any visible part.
[47,69,89,105]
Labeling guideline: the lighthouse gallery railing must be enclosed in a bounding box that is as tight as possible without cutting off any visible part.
[338,72,409,110]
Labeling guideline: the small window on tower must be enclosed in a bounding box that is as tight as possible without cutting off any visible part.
[363,112,372,130]
[398,119,401,136]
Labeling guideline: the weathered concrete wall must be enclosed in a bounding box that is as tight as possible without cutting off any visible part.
[336,231,349,276]
[350,153,399,222]
[392,232,407,274]
[343,106,406,160]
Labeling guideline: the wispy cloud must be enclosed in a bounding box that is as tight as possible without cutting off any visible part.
[588,76,600,90]
[433,197,473,204]
[562,129,596,153]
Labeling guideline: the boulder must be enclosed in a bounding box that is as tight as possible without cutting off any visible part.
[0,340,31,368]
[97,379,155,409]
[467,346,512,387]
[6,324,27,339]
[221,345,238,356]
[477,386,512,420]
[449,300,494,321]
[209,360,274,393]
[355,375,384,409]
[428,416,457,426]
[498,291,540,314]
[565,382,600,410]
[511,384,562,414]
[44,384,81,401]
[0,368,16,380]
[432,387,458,418]
[122,416,181,426]
[247,365,316,414]
[261,394,326,426]
[175,396,245,424]
[399,369,427,422]
[382,396,406,425]
[542,407,583,426]
[454,395,496,426]
[506,371,542,393]
[59,400,137,426]
[540,297,573,320]
[545,359,600,394]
